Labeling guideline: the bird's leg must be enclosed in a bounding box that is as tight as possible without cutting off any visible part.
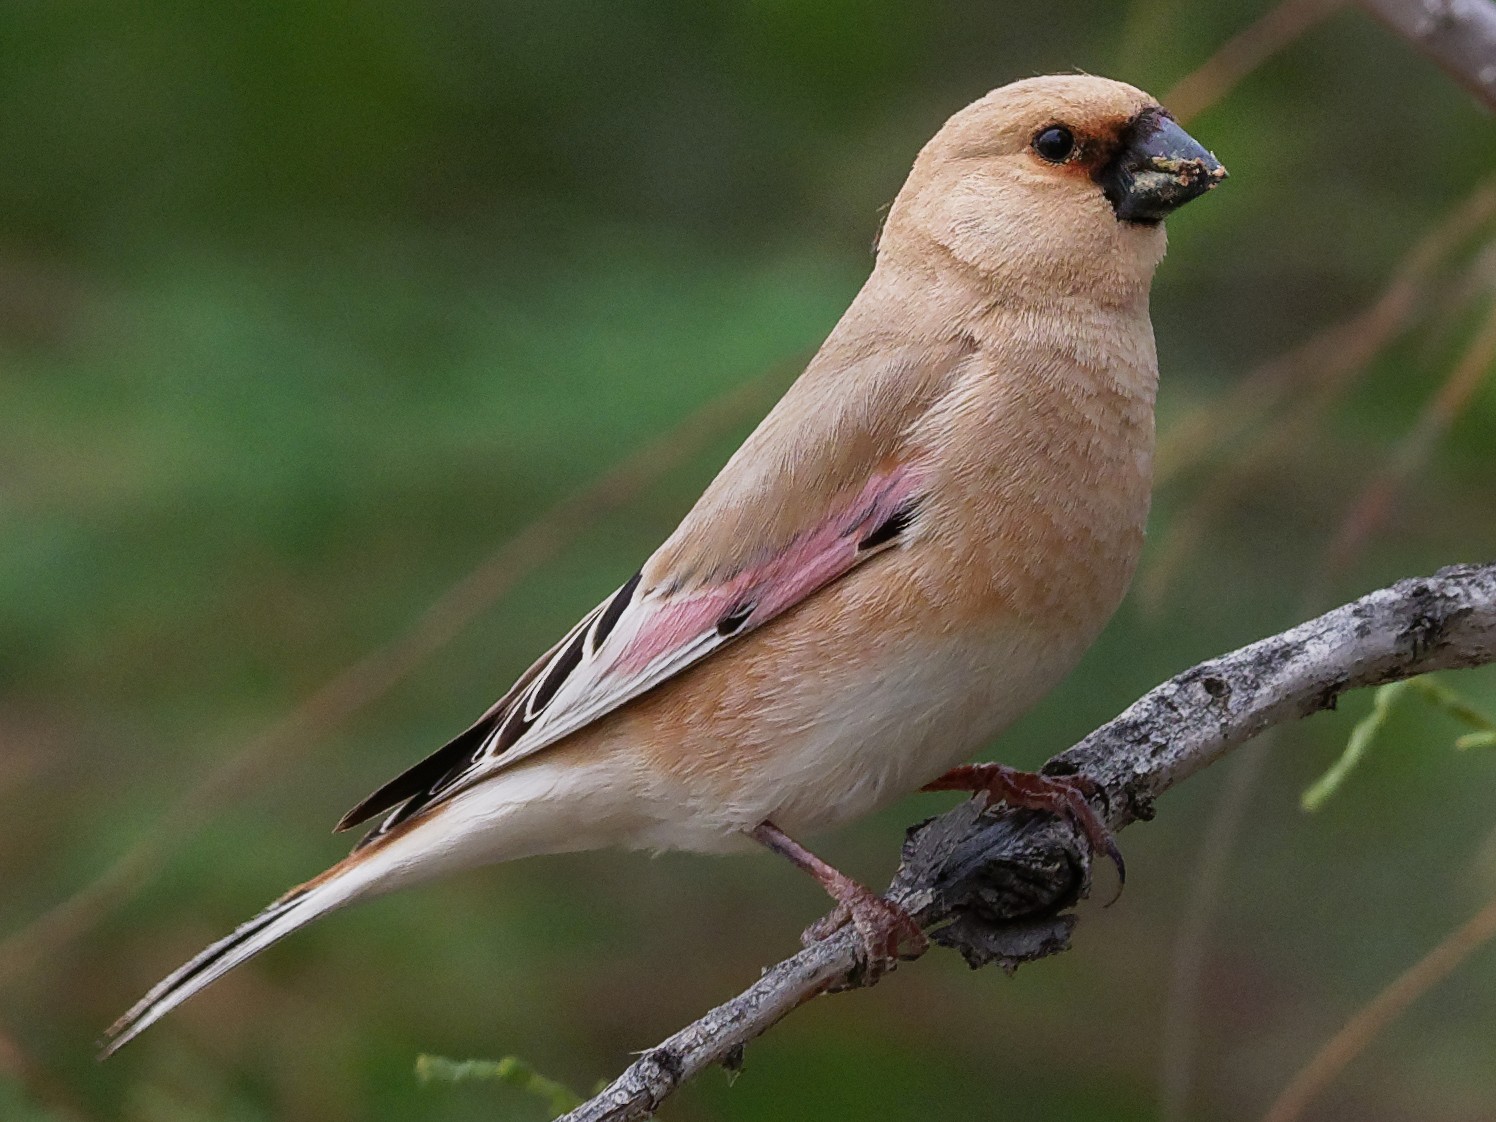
[750,821,928,978]
[922,763,1126,887]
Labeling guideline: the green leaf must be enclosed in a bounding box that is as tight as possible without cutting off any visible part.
[1303,674,1496,809]
[1302,680,1411,812]
[1406,677,1496,736]
[415,1053,585,1116]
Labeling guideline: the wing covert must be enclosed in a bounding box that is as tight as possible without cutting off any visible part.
[339,466,925,845]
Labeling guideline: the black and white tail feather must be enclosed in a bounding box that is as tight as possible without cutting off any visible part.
[99,560,766,1055]
[102,860,374,1056]
[101,482,920,1054]
[100,571,656,1057]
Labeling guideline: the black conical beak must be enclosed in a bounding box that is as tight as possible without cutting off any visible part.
[1098,110,1226,224]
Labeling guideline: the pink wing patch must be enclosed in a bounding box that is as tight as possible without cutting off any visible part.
[619,467,924,673]
[354,464,926,824]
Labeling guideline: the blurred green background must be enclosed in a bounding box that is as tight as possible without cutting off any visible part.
[3,1,1496,1120]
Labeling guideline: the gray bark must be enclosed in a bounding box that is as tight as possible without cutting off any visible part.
[560,563,1496,1122]
[1358,0,1496,110]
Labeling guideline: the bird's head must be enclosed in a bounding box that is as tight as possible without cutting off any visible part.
[881,74,1226,303]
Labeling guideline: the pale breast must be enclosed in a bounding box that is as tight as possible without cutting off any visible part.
[600,559,1071,847]
[910,306,1157,633]
[605,311,1158,851]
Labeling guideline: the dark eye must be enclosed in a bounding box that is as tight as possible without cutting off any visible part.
[1033,126,1076,163]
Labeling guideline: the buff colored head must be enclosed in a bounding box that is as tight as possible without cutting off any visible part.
[880,74,1226,300]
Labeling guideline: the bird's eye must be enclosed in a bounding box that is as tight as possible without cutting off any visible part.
[1033,126,1076,163]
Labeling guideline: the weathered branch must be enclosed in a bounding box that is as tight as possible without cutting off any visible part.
[1358,0,1496,110]
[559,563,1496,1122]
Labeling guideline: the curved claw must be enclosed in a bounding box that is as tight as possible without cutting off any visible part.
[752,820,927,981]
[802,902,851,947]
[802,890,927,981]
[923,763,1125,901]
[1050,772,1126,899]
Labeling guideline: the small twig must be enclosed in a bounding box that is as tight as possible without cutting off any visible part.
[0,1017,101,1122]
[1152,177,1496,491]
[1323,297,1496,576]
[1260,888,1496,1122]
[1142,185,1496,614]
[560,563,1496,1122]
[1357,0,1496,111]
[1149,188,1496,1111]
[1164,0,1350,122]
[1157,731,1276,1122]
[0,368,789,989]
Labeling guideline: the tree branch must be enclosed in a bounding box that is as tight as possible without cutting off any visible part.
[1357,0,1496,111]
[557,563,1496,1122]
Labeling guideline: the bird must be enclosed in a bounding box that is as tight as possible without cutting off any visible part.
[104,73,1225,1054]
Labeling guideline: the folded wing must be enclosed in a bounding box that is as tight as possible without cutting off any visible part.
[339,465,926,846]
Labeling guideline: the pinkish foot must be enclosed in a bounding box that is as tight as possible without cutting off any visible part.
[751,820,927,979]
[923,763,1125,890]
[802,882,928,981]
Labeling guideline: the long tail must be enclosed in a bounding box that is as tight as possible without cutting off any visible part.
[102,751,616,1056]
[100,843,399,1057]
